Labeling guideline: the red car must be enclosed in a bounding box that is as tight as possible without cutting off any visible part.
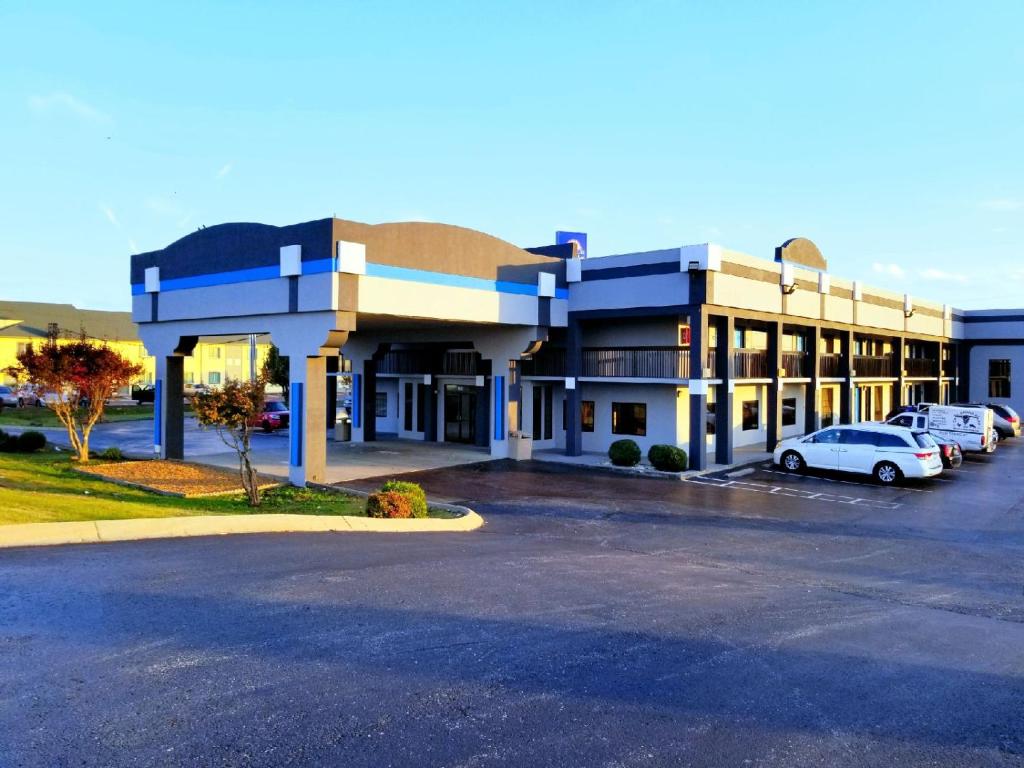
[252,401,289,432]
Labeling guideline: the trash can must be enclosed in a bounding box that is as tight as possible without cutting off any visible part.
[334,417,352,442]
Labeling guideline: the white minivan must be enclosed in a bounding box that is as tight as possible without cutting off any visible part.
[774,424,943,485]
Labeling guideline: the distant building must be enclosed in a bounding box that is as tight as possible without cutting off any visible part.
[0,300,270,389]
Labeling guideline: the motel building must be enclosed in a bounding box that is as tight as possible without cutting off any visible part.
[131,218,1024,485]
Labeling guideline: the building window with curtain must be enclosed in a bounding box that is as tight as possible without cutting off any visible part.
[989,359,1011,398]
[612,402,646,436]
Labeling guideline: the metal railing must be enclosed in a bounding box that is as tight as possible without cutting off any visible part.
[733,349,769,379]
[520,348,566,377]
[819,353,841,377]
[852,354,894,378]
[582,347,689,379]
[904,357,937,377]
[781,351,809,377]
[375,350,480,376]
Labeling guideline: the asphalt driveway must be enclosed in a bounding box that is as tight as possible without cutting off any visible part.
[1,443,1022,766]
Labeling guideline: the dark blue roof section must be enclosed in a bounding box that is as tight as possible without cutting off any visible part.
[525,243,575,260]
[129,219,333,285]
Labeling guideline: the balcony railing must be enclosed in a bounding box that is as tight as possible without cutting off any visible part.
[819,353,842,377]
[781,351,809,377]
[904,357,937,377]
[582,347,690,379]
[734,349,769,379]
[852,354,894,378]
[520,348,566,377]
[705,349,717,376]
[375,350,480,376]
[942,358,957,377]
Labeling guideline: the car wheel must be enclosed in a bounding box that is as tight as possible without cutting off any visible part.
[262,420,273,433]
[781,450,805,473]
[17,398,23,408]
[874,461,901,486]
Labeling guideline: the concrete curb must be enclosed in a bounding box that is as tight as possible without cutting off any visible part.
[0,509,484,549]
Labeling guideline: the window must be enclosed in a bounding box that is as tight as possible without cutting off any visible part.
[813,428,842,444]
[612,402,647,436]
[562,399,595,432]
[706,402,716,435]
[734,328,745,349]
[375,392,388,418]
[741,400,759,431]
[404,383,413,431]
[989,359,1011,398]
[678,325,691,346]
[208,372,221,385]
[876,433,911,448]
[532,384,553,440]
[208,347,222,359]
[821,388,834,426]
[416,384,426,433]
[16,343,28,356]
[782,397,797,427]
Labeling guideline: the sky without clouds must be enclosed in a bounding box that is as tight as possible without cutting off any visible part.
[1,1,1022,311]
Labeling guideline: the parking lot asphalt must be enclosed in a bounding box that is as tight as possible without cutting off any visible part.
[1,442,1023,766]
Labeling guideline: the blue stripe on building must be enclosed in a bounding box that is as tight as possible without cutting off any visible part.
[493,375,505,440]
[153,380,163,447]
[289,383,304,467]
[131,261,568,299]
[351,374,362,429]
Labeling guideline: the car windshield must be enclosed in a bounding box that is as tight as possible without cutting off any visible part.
[0,387,11,394]
[913,431,937,448]
[265,401,288,412]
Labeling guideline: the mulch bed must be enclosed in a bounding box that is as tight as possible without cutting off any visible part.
[76,460,281,498]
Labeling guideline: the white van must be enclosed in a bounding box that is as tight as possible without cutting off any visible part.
[887,405,994,453]
[774,424,943,485]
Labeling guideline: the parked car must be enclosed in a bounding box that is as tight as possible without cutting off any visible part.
[933,436,963,469]
[950,402,1020,439]
[887,404,994,454]
[774,424,943,485]
[132,384,156,403]
[0,385,20,408]
[251,401,290,432]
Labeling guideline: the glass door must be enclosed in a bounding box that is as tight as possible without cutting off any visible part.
[444,384,477,443]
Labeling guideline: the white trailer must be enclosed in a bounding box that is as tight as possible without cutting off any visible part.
[887,405,994,453]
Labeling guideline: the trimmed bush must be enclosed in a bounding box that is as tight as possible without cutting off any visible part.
[99,446,124,461]
[15,431,47,453]
[379,479,428,518]
[366,491,414,519]
[608,439,641,467]
[648,444,688,472]
[0,429,12,452]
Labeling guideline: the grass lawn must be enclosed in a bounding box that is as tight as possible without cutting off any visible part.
[0,451,368,525]
[0,404,181,428]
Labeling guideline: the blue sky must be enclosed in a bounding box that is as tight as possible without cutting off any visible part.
[2,1,1022,310]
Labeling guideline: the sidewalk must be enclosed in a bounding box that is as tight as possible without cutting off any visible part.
[533,444,772,478]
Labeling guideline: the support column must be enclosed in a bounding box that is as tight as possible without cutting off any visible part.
[766,321,783,451]
[840,330,855,424]
[715,314,734,465]
[565,318,583,457]
[935,340,945,404]
[688,308,709,470]
[894,336,906,409]
[474,375,490,449]
[423,376,438,442]
[491,369,508,458]
[288,355,327,487]
[155,355,185,459]
[804,326,821,434]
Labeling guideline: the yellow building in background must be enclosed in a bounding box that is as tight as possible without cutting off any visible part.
[0,300,271,389]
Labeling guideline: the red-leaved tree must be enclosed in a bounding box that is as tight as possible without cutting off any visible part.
[7,337,143,463]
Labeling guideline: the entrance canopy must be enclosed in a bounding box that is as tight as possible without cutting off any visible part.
[130,217,570,485]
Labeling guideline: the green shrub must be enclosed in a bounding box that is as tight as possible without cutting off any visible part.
[99,446,124,461]
[15,431,47,453]
[379,479,428,518]
[366,491,414,519]
[0,429,11,452]
[608,439,641,467]
[647,444,688,472]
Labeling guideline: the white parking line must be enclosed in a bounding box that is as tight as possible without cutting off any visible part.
[760,468,932,493]
[685,475,902,510]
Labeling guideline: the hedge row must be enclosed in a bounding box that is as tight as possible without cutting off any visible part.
[0,429,46,453]
[607,439,688,471]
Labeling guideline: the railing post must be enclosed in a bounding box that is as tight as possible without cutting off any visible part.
[936,340,945,404]
[894,336,906,409]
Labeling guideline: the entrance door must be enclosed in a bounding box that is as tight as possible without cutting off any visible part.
[444,384,477,443]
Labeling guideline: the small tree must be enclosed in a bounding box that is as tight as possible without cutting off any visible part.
[191,378,266,506]
[261,344,289,405]
[8,337,142,463]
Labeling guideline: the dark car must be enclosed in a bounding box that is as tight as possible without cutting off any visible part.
[933,437,963,469]
[132,384,156,403]
[251,400,290,432]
